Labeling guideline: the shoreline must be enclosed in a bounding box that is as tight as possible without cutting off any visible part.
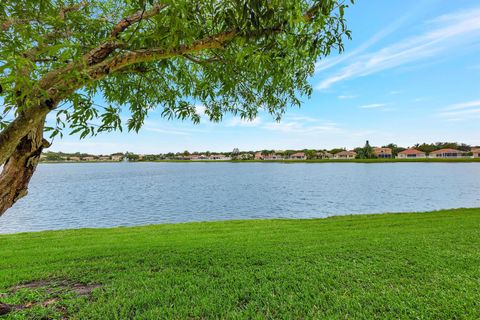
[39,158,480,164]
[2,207,479,236]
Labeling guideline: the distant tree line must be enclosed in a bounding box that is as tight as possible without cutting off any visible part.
[43,142,479,162]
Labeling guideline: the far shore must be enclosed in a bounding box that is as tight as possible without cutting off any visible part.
[40,158,480,164]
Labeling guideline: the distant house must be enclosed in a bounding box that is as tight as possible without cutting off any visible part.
[254,152,263,160]
[397,149,426,159]
[209,154,231,160]
[69,156,81,161]
[82,156,95,161]
[264,154,284,160]
[289,152,306,160]
[472,148,480,158]
[316,151,333,159]
[333,151,357,159]
[429,148,465,158]
[111,153,124,161]
[191,154,208,160]
[373,147,392,158]
[99,156,110,161]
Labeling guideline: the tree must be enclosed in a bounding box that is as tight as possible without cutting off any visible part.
[415,143,437,154]
[259,150,268,159]
[0,0,352,215]
[356,140,375,159]
[304,149,317,159]
[44,152,63,161]
[231,148,240,160]
[382,143,406,157]
[329,148,345,154]
[125,152,139,161]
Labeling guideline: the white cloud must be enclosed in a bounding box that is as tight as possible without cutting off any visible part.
[263,120,340,134]
[315,7,419,73]
[195,104,206,115]
[359,103,386,109]
[143,119,208,136]
[438,100,480,121]
[338,95,357,100]
[227,117,262,127]
[284,115,320,122]
[316,7,480,90]
[412,97,432,103]
[444,100,480,110]
[144,127,191,136]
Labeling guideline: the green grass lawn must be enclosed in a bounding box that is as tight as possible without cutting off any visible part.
[1,208,480,319]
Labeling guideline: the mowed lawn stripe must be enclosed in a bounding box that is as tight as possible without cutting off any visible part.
[0,208,479,319]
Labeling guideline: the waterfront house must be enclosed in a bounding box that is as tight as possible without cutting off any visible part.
[472,148,480,158]
[429,148,465,158]
[264,153,284,160]
[316,151,333,159]
[209,154,231,160]
[111,153,124,161]
[373,147,392,158]
[289,152,306,160]
[69,156,81,161]
[333,151,357,159]
[254,152,263,160]
[82,156,95,161]
[397,149,426,159]
[99,156,110,161]
[191,154,208,160]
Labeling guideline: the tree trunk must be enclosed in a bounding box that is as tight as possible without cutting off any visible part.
[0,119,48,216]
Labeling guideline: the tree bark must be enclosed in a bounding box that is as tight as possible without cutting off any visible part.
[0,118,48,216]
[0,104,50,166]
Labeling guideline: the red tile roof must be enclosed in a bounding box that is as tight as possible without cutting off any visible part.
[335,151,357,156]
[398,149,425,155]
[429,148,463,154]
[374,147,392,154]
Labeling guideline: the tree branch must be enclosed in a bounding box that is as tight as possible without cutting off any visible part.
[82,3,169,65]
[88,30,237,80]
[111,3,169,38]
[1,18,29,31]
[59,1,88,20]
[39,1,338,105]
[183,54,222,64]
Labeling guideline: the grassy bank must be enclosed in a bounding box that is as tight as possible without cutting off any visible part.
[1,208,479,319]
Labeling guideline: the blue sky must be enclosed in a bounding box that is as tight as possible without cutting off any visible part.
[50,0,480,154]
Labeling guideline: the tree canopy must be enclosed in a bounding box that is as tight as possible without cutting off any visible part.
[1,0,351,139]
[0,0,352,215]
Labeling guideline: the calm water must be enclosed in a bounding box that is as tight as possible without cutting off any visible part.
[1,162,480,233]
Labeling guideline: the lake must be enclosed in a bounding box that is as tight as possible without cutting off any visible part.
[1,162,480,233]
